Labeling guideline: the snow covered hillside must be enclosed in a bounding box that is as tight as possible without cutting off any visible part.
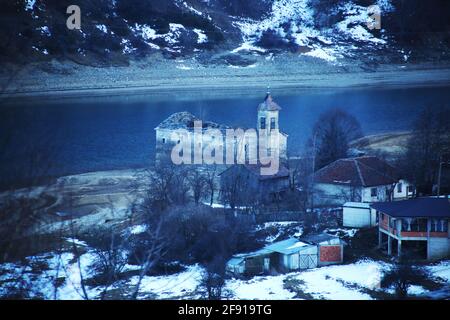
[2,0,450,66]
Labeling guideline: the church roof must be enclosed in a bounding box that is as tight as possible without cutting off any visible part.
[258,94,282,112]
[155,112,227,130]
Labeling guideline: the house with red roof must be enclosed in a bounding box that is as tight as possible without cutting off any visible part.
[313,156,414,206]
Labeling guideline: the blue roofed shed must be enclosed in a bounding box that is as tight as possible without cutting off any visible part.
[226,238,319,276]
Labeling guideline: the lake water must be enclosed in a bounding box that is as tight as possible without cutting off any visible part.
[1,85,449,189]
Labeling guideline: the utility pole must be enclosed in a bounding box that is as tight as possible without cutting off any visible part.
[437,155,450,197]
[310,132,318,213]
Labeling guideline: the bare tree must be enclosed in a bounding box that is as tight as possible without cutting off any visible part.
[187,167,208,205]
[197,257,229,300]
[141,163,191,211]
[309,108,363,170]
[401,105,450,195]
[204,165,218,206]
[89,229,130,300]
[129,219,167,300]
[220,170,247,211]
[381,258,430,299]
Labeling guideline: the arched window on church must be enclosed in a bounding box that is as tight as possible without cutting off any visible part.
[260,117,266,130]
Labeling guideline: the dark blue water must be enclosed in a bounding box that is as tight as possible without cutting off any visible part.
[1,86,449,189]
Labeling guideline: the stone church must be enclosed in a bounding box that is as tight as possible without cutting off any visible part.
[154,93,288,166]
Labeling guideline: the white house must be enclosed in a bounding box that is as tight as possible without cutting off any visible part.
[343,202,376,228]
[392,178,415,200]
[313,156,414,206]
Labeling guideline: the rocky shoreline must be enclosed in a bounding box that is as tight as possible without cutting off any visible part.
[2,54,450,102]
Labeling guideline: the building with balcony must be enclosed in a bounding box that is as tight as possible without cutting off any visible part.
[372,198,450,260]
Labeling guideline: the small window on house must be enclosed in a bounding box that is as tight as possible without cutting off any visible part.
[371,187,377,197]
[397,183,402,193]
[162,138,166,144]
[270,117,276,130]
[260,117,266,129]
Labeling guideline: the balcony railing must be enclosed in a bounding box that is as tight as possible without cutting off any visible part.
[379,214,449,239]
[400,231,427,238]
[399,231,448,238]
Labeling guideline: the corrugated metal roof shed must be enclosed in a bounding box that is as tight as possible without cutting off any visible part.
[264,238,310,255]
[301,233,339,244]
[227,257,245,266]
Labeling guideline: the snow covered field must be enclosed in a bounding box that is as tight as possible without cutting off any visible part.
[226,259,390,300]
[1,242,448,300]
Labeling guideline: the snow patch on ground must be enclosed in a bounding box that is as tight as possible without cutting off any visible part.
[234,0,314,44]
[0,247,100,300]
[407,285,429,296]
[132,23,187,48]
[377,0,395,12]
[228,64,258,69]
[180,1,203,16]
[31,46,49,55]
[129,224,148,235]
[25,0,36,11]
[65,238,88,247]
[121,38,136,54]
[202,202,248,209]
[227,275,296,300]
[335,2,386,44]
[427,260,450,282]
[303,48,337,62]
[232,42,267,54]
[38,26,51,37]
[325,228,358,238]
[226,259,391,300]
[193,29,208,44]
[177,65,193,70]
[95,24,108,33]
[129,264,204,299]
[232,0,389,62]
[261,221,299,229]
